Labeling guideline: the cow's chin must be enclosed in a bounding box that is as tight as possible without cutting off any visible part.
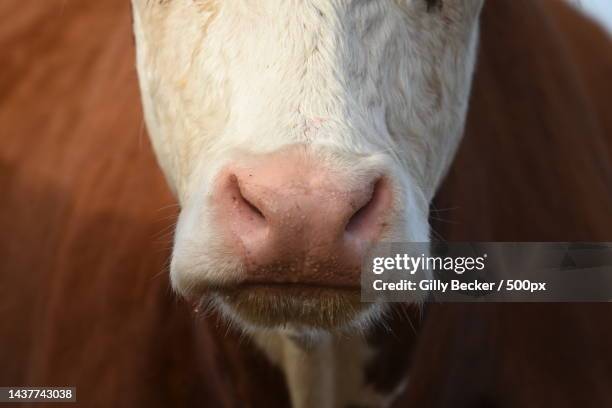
[201,285,370,331]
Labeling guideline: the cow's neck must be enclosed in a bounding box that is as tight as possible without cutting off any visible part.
[252,330,404,408]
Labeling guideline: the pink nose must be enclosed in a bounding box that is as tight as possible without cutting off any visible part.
[213,149,393,288]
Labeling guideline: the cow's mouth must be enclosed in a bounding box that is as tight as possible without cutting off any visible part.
[212,284,365,329]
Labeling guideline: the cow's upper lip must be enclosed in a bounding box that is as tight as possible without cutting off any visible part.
[222,283,360,300]
[237,276,361,291]
[236,262,362,290]
[182,276,360,303]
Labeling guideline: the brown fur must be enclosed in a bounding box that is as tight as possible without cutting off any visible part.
[397,1,612,406]
[0,1,288,406]
[0,0,610,407]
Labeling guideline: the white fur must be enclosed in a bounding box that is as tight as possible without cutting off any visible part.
[131,0,484,405]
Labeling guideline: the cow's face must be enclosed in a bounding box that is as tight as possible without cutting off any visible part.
[131,0,483,332]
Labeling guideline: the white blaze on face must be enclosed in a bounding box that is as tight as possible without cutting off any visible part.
[131,0,484,327]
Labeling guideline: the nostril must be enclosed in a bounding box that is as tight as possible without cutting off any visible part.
[242,195,265,219]
[345,178,392,240]
[227,174,266,223]
[239,185,265,220]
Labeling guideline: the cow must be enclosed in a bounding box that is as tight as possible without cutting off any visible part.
[129,0,485,405]
[0,0,611,407]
